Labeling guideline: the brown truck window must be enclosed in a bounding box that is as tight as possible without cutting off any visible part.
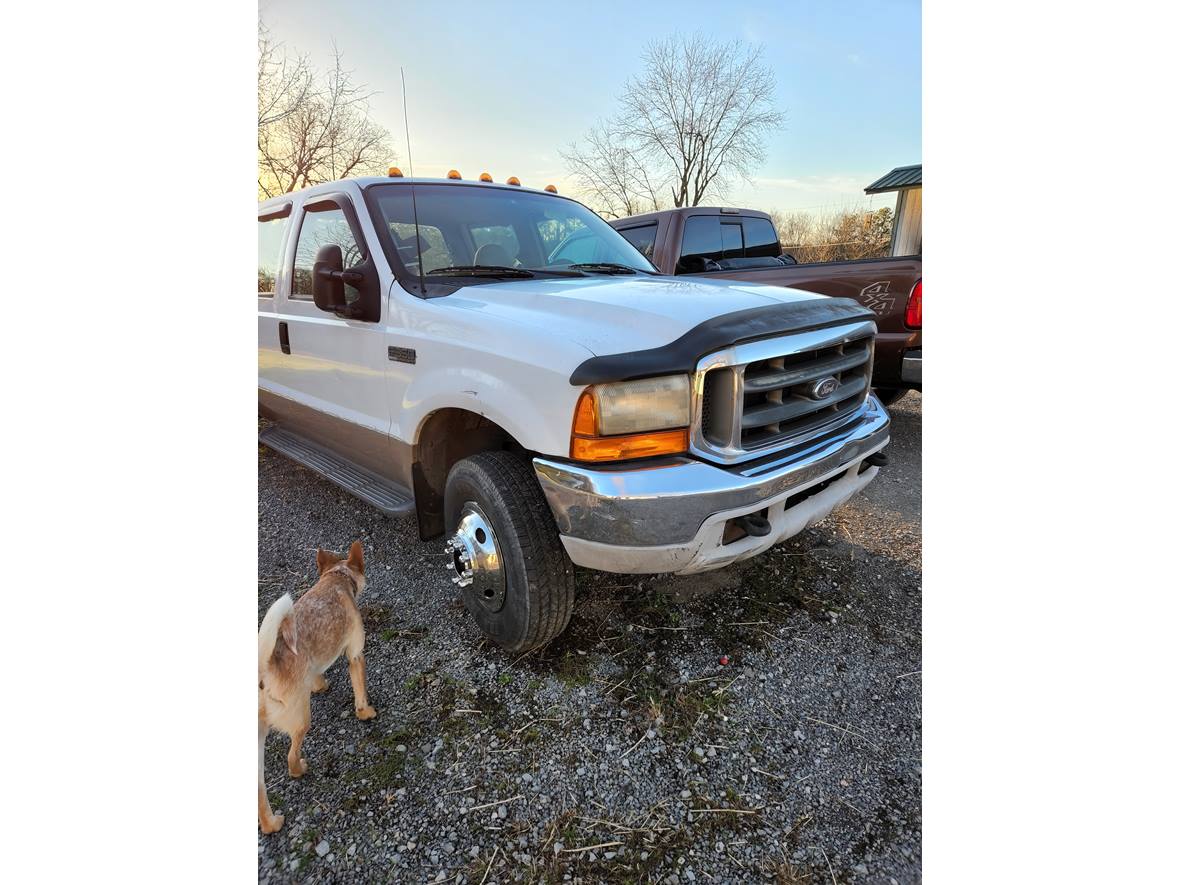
[720,222,743,259]
[258,215,289,296]
[617,223,658,261]
[677,216,723,272]
[742,217,782,259]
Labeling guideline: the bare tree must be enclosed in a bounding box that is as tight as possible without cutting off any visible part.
[258,30,395,199]
[257,23,311,131]
[565,34,784,214]
[561,121,664,219]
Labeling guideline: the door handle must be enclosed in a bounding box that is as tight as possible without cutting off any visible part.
[279,322,291,355]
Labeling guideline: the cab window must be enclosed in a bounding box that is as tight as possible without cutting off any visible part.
[677,216,723,272]
[549,229,601,265]
[389,222,454,274]
[617,224,658,261]
[677,214,784,272]
[742,217,782,259]
[537,217,587,258]
[720,222,743,260]
[292,207,363,302]
[468,224,521,265]
[258,214,289,296]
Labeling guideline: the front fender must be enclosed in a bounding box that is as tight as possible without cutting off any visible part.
[401,361,582,458]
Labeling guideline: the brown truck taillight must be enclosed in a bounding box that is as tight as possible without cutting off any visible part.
[904,279,922,329]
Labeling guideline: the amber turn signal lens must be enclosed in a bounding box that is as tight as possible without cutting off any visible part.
[572,390,598,436]
[571,428,689,462]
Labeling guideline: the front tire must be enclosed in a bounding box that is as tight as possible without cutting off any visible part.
[444,451,576,652]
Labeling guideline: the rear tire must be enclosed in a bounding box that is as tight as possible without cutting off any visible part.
[444,451,575,652]
[874,387,908,407]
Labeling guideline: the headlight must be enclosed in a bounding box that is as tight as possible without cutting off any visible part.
[570,375,690,462]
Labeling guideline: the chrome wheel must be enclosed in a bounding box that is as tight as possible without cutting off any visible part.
[444,502,506,612]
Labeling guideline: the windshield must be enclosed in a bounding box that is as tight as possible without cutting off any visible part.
[364,183,658,289]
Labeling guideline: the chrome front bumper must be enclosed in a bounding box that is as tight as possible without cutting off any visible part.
[533,396,890,575]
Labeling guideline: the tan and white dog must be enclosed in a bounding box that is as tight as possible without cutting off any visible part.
[258,540,377,834]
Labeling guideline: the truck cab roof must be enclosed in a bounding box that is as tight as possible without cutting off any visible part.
[258,176,570,213]
[610,206,774,227]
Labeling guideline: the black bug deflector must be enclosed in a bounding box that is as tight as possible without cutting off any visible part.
[569,297,874,385]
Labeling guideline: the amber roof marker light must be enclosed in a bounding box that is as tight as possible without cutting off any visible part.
[387,166,404,177]
[544,184,558,193]
[479,172,493,182]
[506,176,521,186]
[447,169,462,180]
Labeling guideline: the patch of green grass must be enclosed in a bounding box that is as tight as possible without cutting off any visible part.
[345,725,418,789]
[497,671,513,686]
[554,650,592,687]
[612,664,732,741]
[403,672,427,693]
[294,826,322,868]
[380,624,430,642]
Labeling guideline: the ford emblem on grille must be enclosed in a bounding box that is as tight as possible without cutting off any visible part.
[809,376,839,399]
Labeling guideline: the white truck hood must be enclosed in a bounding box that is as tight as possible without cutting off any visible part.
[439,274,828,356]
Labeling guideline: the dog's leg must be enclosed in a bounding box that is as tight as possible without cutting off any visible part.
[348,655,377,720]
[258,720,284,833]
[311,673,328,693]
[346,624,377,720]
[287,696,310,778]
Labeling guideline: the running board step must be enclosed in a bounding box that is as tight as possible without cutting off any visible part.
[259,426,415,517]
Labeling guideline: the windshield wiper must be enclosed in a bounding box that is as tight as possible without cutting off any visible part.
[567,262,648,275]
[426,265,535,279]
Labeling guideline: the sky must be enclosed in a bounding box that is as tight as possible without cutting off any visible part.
[260,0,921,216]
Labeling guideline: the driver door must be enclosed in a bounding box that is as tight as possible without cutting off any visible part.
[263,192,395,476]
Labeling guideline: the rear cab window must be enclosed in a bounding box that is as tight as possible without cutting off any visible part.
[676,214,785,273]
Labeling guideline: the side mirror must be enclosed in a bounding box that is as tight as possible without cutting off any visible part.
[313,245,347,312]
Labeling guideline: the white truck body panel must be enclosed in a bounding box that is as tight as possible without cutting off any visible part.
[258,176,887,583]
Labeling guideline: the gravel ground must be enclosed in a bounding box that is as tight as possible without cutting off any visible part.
[258,393,922,884]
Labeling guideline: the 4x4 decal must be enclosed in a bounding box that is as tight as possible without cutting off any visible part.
[860,280,896,315]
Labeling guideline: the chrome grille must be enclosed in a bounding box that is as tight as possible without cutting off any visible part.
[692,320,876,464]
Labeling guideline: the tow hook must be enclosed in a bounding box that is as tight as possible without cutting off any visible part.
[735,514,772,537]
[866,450,889,467]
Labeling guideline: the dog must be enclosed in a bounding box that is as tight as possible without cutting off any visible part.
[258,540,377,834]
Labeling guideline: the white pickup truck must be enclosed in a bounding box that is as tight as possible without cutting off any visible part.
[258,173,890,651]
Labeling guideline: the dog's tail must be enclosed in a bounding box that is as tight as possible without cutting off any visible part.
[258,593,294,671]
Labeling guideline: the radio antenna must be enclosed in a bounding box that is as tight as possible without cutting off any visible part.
[400,67,426,295]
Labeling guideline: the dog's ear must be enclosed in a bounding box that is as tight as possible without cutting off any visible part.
[316,548,342,575]
[347,540,364,574]
[279,613,297,657]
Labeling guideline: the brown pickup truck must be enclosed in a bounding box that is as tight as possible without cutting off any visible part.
[607,207,921,403]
